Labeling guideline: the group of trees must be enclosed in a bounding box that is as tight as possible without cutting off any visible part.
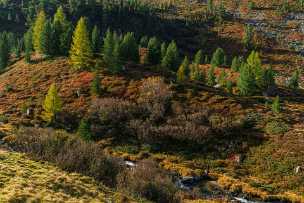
[69,16,181,73]
[0,31,22,70]
[26,7,72,61]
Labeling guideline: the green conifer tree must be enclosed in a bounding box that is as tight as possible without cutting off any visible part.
[237,63,256,96]
[69,17,93,70]
[42,83,62,123]
[207,66,216,86]
[102,29,114,66]
[90,73,101,96]
[112,39,123,73]
[231,56,240,72]
[53,6,70,55]
[41,19,55,56]
[140,36,149,47]
[217,69,227,87]
[242,24,254,49]
[272,96,281,114]
[77,118,93,141]
[0,37,9,70]
[287,70,300,90]
[161,41,179,71]
[190,64,204,82]
[177,56,190,82]
[247,51,263,89]
[204,55,209,64]
[120,32,138,62]
[211,48,225,67]
[24,29,33,63]
[147,37,160,65]
[33,10,47,53]
[91,25,101,53]
[194,50,203,65]
[160,42,167,60]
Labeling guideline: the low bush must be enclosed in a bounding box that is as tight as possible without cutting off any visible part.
[117,160,179,203]
[265,120,289,135]
[89,98,144,138]
[9,127,121,186]
[138,77,173,122]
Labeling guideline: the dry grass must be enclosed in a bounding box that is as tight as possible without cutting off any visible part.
[0,149,128,202]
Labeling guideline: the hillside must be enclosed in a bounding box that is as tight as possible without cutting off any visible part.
[0,56,303,202]
[0,0,304,202]
[0,148,127,202]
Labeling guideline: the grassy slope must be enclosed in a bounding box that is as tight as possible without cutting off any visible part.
[0,149,121,202]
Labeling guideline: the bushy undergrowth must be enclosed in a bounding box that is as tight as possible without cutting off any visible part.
[265,120,289,135]
[9,128,121,186]
[117,160,180,203]
[86,77,247,145]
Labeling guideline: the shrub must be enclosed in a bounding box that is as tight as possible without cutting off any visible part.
[265,120,289,135]
[138,77,172,122]
[117,160,179,203]
[89,98,143,138]
[209,113,246,134]
[130,107,212,144]
[9,128,121,186]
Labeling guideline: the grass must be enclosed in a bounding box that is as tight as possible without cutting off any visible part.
[0,149,130,202]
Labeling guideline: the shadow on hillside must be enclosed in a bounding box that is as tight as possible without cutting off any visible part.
[154,129,266,161]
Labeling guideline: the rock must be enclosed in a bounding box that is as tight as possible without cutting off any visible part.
[124,160,137,169]
[295,166,303,174]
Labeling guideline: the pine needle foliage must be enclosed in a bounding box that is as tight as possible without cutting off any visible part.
[69,17,93,70]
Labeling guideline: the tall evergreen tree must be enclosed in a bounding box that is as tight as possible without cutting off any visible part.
[42,83,62,124]
[140,36,149,47]
[53,6,70,55]
[217,69,227,87]
[112,38,123,73]
[24,29,33,63]
[69,17,93,70]
[0,37,9,70]
[147,37,160,64]
[247,51,263,89]
[288,70,300,90]
[211,48,225,67]
[207,66,216,86]
[160,42,167,60]
[33,10,47,53]
[120,32,138,62]
[242,24,254,49]
[190,63,204,82]
[231,56,241,72]
[272,96,281,114]
[194,50,203,65]
[177,56,190,82]
[90,73,101,96]
[102,29,114,66]
[237,63,256,96]
[204,55,209,64]
[41,20,54,56]
[161,41,179,71]
[91,25,101,53]
[77,118,93,141]
[261,66,275,90]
